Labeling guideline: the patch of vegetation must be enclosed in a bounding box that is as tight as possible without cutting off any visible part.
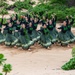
[50,0,66,4]
[0,18,7,24]
[29,2,75,25]
[72,47,75,57]
[6,0,35,11]
[5,5,15,10]
[0,0,8,7]
[0,54,12,75]
[30,3,68,20]
[0,8,8,15]
[61,57,75,70]
[0,1,8,15]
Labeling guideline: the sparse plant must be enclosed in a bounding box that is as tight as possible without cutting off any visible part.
[0,54,12,75]
[72,47,75,57]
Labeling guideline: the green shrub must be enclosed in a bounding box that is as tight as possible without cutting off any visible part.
[30,3,75,22]
[3,64,12,75]
[30,3,67,19]
[73,23,75,27]
[0,1,8,7]
[0,54,12,75]
[50,0,66,4]
[72,47,75,57]
[14,8,19,13]
[56,11,66,21]
[13,0,33,11]
[0,8,8,15]
[61,57,75,70]
[30,4,47,17]
[65,7,75,16]
[5,5,15,10]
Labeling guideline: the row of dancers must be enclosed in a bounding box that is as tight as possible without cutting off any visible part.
[0,13,74,50]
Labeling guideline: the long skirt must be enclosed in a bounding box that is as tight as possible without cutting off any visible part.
[0,33,5,44]
[58,31,70,45]
[53,28,58,37]
[14,32,20,38]
[18,35,33,49]
[3,30,7,37]
[40,33,52,48]
[49,30,57,43]
[28,33,36,44]
[67,31,75,43]
[14,32,21,47]
[5,33,18,46]
[32,30,40,41]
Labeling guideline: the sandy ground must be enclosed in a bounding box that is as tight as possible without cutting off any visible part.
[0,43,75,75]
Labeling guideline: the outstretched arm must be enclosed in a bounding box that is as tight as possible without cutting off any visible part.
[58,26,63,29]
[16,14,18,20]
[70,16,74,25]
[52,14,57,24]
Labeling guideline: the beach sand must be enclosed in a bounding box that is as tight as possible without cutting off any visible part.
[0,43,75,75]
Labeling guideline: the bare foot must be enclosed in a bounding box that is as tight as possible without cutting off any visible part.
[47,47,50,49]
[28,48,31,51]
[67,45,72,48]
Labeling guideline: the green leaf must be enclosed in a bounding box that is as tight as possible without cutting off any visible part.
[0,54,6,65]
[3,64,12,73]
[0,73,3,75]
[0,54,4,59]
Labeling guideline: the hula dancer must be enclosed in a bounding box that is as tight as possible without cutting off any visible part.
[0,28,5,44]
[58,21,70,46]
[42,16,46,24]
[0,15,5,44]
[52,14,58,37]
[18,24,33,50]
[3,19,12,37]
[67,16,75,43]
[29,17,34,23]
[65,16,69,26]
[40,23,52,49]
[20,16,26,24]
[11,14,18,27]
[5,23,18,46]
[14,20,21,38]
[32,19,40,41]
[39,16,46,26]
[3,17,12,36]
[47,20,57,43]
[25,14,31,22]
[25,17,29,29]
[27,22,36,43]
